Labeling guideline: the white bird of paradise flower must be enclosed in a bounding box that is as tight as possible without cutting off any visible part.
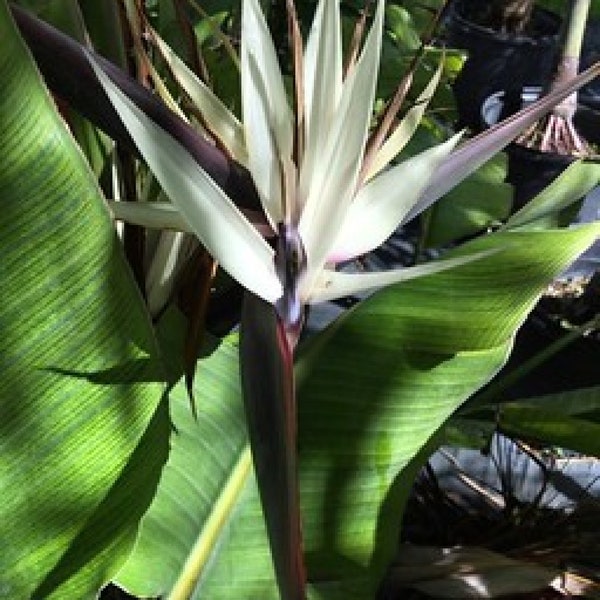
[88,0,600,335]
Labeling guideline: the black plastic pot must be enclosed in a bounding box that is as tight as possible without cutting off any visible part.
[481,88,600,210]
[506,143,575,210]
[442,0,561,131]
[580,20,600,111]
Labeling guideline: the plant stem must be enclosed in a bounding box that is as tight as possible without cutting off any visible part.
[167,447,253,600]
[551,0,590,120]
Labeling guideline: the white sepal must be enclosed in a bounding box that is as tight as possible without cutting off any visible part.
[241,0,293,228]
[299,0,343,214]
[89,52,282,303]
[328,132,462,262]
[151,27,247,165]
[307,250,498,304]
[299,0,385,284]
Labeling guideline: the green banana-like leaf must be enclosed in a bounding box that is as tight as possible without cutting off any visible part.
[422,152,512,248]
[504,386,600,417]
[503,160,600,230]
[114,225,599,599]
[448,384,600,450]
[482,385,600,455]
[295,225,600,593]
[499,404,600,457]
[115,309,275,598]
[0,4,168,598]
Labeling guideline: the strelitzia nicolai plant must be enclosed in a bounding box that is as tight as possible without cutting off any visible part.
[85,0,600,597]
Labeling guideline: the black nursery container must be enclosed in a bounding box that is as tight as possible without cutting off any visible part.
[481,88,600,210]
[443,0,562,131]
[505,143,575,210]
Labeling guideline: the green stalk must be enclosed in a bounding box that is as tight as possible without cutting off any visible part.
[168,447,253,600]
[551,0,591,120]
[518,0,592,154]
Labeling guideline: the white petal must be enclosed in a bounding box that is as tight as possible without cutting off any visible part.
[307,250,497,304]
[408,63,600,223]
[146,230,191,316]
[365,56,445,181]
[151,27,247,165]
[88,52,282,303]
[108,200,193,231]
[299,0,385,285]
[299,0,343,213]
[328,133,462,262]
[241,0,293,227]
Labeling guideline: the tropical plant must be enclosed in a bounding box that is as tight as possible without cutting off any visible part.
[1,1,599,599]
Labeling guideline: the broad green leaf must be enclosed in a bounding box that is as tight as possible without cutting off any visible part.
[0,4,167,598]
[499,405,600,457]
[488,385,600,455]
[88,52,282,304]
[114,309,275,598]
[409,62,600,222]
[380,225,600,353]
[241,0,293,227]
[365,56,445,181]
[328,133,462,262]
[422,152,512,248]
[384,5,420,51]
[151,26,247,164]
[293,228,599,594]
[502,386,600,417]
[503,160,600,230]
[299,0,384,287]
[114,225,598,599]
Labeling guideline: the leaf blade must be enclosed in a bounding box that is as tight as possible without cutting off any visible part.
[0,5,167,597]
[503,160,600,229]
